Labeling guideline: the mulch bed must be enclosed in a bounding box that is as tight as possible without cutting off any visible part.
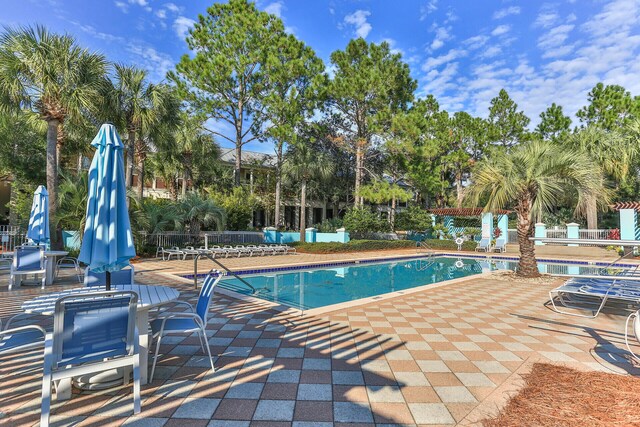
[483,363,640,427]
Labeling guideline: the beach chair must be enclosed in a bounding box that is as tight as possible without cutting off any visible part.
[56,256,82,283]
[84,265,135,287]
[40,291,141,427]
[10,245,47,289]
[157,246,185,261]
[474,238,491,252]
[245,244,264,256]
[280,244,296,254]
[149,274,220,382]
[208,245,227,258]
[492,238,507,253]
[258,244,276,256]
[270,244,286,255]
[181,246,201,260]
[223,245,240,257]
[549,276,640,318]
[234,245,253,257]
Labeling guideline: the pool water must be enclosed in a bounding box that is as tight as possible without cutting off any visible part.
[218,256,622,310]
[220,257,488,310]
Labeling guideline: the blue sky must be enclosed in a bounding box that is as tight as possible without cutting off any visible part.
[3,0,640,154]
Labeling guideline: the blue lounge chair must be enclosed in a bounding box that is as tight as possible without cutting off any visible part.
[149,274,220,382]
[475,238,491,252]
[84,265,135,287]
[0,317,46,358]
[10,245,47,289]
[40,291,141,427]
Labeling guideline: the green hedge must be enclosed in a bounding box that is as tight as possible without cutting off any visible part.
[290,239,417,253]
[419,238,478,251]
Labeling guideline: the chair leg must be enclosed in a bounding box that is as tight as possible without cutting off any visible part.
[40,367,52,427]
[149,334,163,383]
[41,273,46,289]
[132,355,141,414]
[202,327,215,373]
[196,330,206,354]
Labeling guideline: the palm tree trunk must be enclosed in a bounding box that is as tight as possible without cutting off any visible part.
[137,158,145,201]
[126,129,135,189]
[390,196,396,230]
[275,143,283,228]
[515,201,540,277]
[182,172,188,196]
[586,196,598,229]
[299,180,307,242]
[46,119,61,249]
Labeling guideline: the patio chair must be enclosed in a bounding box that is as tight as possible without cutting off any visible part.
[278,244,296,254]
[270,244,287,255]
[56,256,82,283]
[0,316,46,360]
[492,238,507,253]
[258,244,276,256]
[549,277,640,318]
[222,245,240,258]
[40,290,141,427]
[474,238,491,252]
[10,245,47,290]
[208,245,227,258]
[625,308,640,363]
[235,245,253,257]
[84,265,135,287]
[157,246,185,261]
[245,244,264,256]
[181,246,201,260]
[149,274,221,382]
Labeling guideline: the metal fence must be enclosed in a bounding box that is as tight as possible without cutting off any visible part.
[0,226,27,253]
[579,229,610,240]
[204,231,264,246]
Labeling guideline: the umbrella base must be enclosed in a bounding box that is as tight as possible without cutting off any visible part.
[73,368,128,390]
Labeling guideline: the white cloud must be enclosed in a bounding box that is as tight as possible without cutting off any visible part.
[114,1,128,13]
[430,26,451,51]
[126,43,174,82]
[479,45,502,59]
[493,6,520,20]
[344,10,372,39]
[164,2,180,13]
[264,1,284,18]
[491,25,510,36]
[422,48,467,71]
[463,35,489,50]
[155,9,166,19]
[129,0,147,6]
[381,38,405,57]
[173,16,195,40]
[534,4,560,28]
[419,0,438,21]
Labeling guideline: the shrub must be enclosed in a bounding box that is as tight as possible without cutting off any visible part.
[211,187,259,231]
[607,228,620,240]
[395,205,433,232]
[316,218,343,233]
[343,206,390,233]
[291,239,416,253]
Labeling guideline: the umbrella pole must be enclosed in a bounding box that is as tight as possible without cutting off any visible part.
[106,271,111,291]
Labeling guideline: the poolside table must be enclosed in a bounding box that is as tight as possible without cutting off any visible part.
[21,284,179,400]
[5,250,68,285]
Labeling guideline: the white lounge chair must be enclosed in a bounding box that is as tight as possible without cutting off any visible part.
[245,245,264,256]
[158,246,185,261]
[223,245,240,257]
[474,238,491,252]
[625,308,640,363]
[181,246,201,260]
[492,238,507,253]
[549,277,640,318]
[258,244,276,256]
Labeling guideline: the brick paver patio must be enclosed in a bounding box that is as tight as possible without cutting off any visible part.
[1,251,638,426]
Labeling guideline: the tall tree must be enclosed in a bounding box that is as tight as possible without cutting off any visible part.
[0,26,107,247]
[565,126,636,228]
[282,143,334,241]
[170,0,285,186]
[262,32,326,228]
[487,89,530,150]
[536,103,571,143]
[468,140,606,277]
[327,38,416,206]
[577,83,640,131]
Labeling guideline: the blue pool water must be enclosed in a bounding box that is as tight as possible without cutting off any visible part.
[215,256,621,310]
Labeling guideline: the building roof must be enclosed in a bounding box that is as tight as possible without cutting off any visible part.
[610,202,640,212]
[428,207,512,216]
[219,149,276,168]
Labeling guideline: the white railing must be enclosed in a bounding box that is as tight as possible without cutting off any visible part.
[579,229,610,240]
[0,228,27,253]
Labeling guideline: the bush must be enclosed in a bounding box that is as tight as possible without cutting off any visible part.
[343,206,390,233]
[291,239,416,253]
[211,187,259,231]
[395,205,433,232]
[316,218,343,233]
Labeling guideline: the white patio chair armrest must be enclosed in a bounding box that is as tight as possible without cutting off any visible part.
[156,312,205,334]
[155,300,195,315]
[0,324,47,338]
[4,313,49,331]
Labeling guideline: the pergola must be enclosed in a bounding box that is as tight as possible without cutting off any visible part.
[428,207,512,241]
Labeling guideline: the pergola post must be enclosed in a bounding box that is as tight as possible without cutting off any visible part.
[620,208,637,240]
[481,212,493,239]
[497,214,508,243]
[444,216,453,239]
[566,223,579,247]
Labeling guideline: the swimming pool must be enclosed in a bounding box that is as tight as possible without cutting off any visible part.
[191,256,631,311]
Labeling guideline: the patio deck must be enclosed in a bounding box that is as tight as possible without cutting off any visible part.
[1,251,639,426]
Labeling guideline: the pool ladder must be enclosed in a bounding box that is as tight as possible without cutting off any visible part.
[192,252,256,294]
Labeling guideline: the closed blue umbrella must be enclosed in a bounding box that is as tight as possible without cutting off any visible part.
[26,185,50,247]
[79,124,135,290]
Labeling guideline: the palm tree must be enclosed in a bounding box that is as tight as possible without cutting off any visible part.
[176,192,225,235]
[283,144,334,242]
[564,126,637,229]
[0,26,107,247]
[467,140,607,277]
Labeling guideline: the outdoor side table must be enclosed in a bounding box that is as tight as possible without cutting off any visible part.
[21,284,179,400]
